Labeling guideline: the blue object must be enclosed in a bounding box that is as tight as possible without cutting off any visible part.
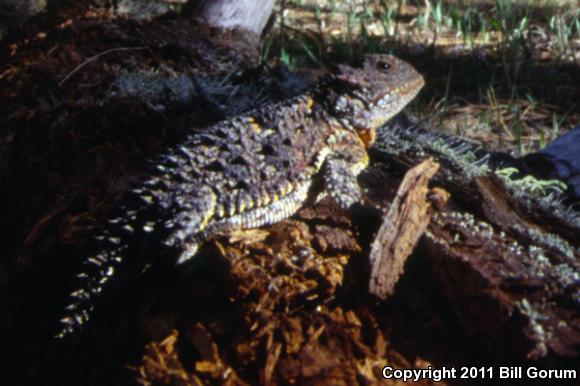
[523,125,580,201]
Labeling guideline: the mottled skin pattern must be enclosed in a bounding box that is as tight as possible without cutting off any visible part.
[57,55,424,338]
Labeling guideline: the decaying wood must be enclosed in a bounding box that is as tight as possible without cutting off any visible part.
[425,210,580,360]
[375,117,580,363]
[368,158,440,299]
[475,175,579,242]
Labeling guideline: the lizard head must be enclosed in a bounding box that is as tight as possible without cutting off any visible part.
[331,54,424,147]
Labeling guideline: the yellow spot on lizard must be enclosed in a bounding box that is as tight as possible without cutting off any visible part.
[248,117,262,134]
[305,96,314,111]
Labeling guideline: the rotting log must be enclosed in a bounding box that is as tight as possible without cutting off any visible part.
[368,114,580,364]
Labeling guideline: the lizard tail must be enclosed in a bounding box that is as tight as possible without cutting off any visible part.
[55,240,129,339]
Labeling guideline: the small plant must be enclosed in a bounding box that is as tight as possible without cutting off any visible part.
[379,6,396,36]
[328,0,337,12]
[496,167,568,197]
[549,9,580,59]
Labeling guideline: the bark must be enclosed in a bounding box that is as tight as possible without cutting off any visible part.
[197,0,276,36]
[368,158,440,299]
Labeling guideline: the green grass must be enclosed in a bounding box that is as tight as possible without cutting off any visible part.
[267,0,580,68]
[263,0,579,155]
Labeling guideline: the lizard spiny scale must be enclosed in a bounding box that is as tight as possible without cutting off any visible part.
[57,54,424,339]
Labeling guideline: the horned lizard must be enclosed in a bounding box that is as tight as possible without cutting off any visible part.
[57,54,424,338]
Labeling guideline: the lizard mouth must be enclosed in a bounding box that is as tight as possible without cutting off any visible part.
[374,75,425,105]
[359,129,376,147]
[404,76,425,96]
[355,75,424,148]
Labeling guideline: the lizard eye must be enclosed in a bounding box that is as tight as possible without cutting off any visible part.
[376,61,391,72]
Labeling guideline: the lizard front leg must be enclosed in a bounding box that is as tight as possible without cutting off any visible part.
[322,131,369,209]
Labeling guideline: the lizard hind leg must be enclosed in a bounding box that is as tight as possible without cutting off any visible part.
[164,185,217,265]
